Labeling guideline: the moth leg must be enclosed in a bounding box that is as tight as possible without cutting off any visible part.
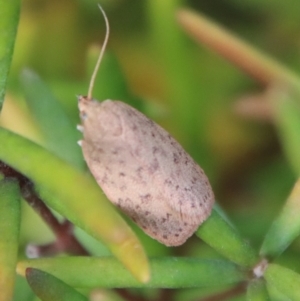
[76,125,84,132]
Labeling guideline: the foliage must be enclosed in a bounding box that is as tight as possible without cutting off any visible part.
[1,0,300,300]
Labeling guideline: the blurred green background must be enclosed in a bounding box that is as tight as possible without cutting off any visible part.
[2,0,300,299]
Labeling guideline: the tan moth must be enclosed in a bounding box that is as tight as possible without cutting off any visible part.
[77,6,214,246]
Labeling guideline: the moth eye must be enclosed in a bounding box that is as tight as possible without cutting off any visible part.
[80,111,88,120]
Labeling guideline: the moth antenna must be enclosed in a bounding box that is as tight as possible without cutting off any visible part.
[87,4,110,100]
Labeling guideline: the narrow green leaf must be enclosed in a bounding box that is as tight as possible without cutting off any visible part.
[247,279,270,301]
[0,127,149,283]
[260,179,300,258]
[20,69,84,170]
[0,0,20,109]
[264,263,300,300]
[12,275,36,301]
[270,87,300,176]
[0,179,21,301]
[147,0,212,167]
[18,257,246,288]
[266,281,291,301]
[196,207,259,267]
[26,268,88,301]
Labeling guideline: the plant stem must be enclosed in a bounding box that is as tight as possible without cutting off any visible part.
[177,9,300,88]
[0,161,89,256]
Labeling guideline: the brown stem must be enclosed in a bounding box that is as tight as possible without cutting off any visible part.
[116,289,149,301]
[0,161,88,256]
[21,182,62,235]
[1,161,148,301]
[116,288,174,301]
[177,9,300,88]
[157,289,175,301]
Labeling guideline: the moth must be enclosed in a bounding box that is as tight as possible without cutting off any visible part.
[77,6,214,246]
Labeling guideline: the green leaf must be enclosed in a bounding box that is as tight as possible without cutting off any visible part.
[0,0,20,109]
[270,87,300,176]
[17,257,246,288]
[264,263,300,300]
[260,179,300,258]
[0,127,149,283]
[247,279,270,301]
[147,1,212,167]
[20,69,84,170]
[0,178,21,301]
[196,207,259,267]
[266,284,291,301]
[12,275,36,301]
[26,268,88,301]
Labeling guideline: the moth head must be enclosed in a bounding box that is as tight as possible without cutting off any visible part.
[78,95,90,120]
[78,96,123,140]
